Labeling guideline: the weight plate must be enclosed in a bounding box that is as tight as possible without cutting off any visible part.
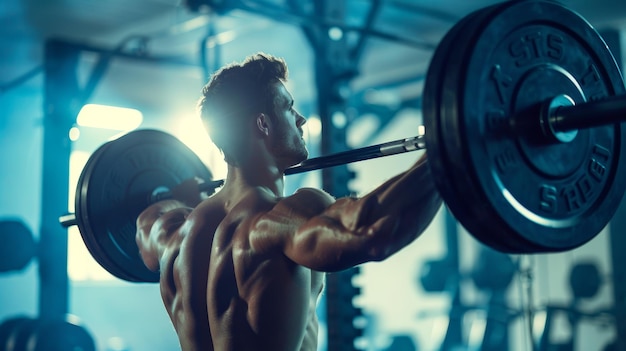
[75,129,214,282]
[0,317,32,351]
[424,4,503,245]
[426,0,626,253]
[5,318,39,351]
[30,317,96,351]
[0,220,36,273]
[568,261,602,299]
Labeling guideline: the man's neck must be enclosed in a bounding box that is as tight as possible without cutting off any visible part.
[224,164,284,198]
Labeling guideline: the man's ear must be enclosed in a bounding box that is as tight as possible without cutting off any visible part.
[256,113,270,136]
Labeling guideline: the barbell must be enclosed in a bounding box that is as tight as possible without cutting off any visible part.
[59,0,626,282]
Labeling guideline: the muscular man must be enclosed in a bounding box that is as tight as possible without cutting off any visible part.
[135,53,442,351]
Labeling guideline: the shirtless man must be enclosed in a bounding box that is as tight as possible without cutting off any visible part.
[135,53,442,351]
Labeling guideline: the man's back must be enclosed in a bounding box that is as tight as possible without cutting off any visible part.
[159,187,326,351]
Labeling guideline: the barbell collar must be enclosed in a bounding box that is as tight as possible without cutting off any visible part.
[541,94,578,143]
[549,93,626,136]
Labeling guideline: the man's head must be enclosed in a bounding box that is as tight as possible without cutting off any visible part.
[198,53,305,167]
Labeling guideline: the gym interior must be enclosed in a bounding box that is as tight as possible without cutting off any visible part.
[1,0,626,350]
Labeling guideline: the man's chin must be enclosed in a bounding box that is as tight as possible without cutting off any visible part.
[289,151,309,168]
[300,150,309,164]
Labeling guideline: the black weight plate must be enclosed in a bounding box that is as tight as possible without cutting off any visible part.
[423,3,506,250]
[429,0,626,253]
[5,318,39,351]
[419,258,455,293]
[0,220,36,273]
[0,317,32,351]
[75,129,214,282]
[568,261,602,299]
[29,317,96,351]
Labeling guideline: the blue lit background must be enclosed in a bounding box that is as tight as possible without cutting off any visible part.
[1,0,625,350]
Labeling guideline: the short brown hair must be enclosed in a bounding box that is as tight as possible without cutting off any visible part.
[198,53,288,164]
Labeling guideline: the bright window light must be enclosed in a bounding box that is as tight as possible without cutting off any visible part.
[305,115,322,140]
[171,114,228,180]
[76,104,143,131]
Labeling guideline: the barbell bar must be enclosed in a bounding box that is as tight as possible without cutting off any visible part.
[58,0,626,282]
[58,132,427,227]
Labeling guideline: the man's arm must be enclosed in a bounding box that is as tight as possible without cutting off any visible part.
[262,153,442,272]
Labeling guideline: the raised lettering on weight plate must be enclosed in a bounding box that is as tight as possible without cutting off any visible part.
[576,174,595,203]
[589,144,610,182]
[127,150,166,170]
[486,110,507,134]
[539,184,558,213]
[494,147,518,174]
[105,171,126,205]
[581,63,601,88]
[580,63,607,102]
[560,144,611,212]
[562,184,583,212]
[491,65,512,105]
[509,32,565,67]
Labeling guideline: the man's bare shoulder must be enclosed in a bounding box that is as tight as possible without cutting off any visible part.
[279,187,335,216]
[241,188,333,253]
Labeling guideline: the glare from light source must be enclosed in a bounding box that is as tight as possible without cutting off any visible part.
[305,115,322,140]
[332,111,347,129]
[68,127,80,141]
[328,26,343,40]
[76,104,143,131]
[172,114,228,180]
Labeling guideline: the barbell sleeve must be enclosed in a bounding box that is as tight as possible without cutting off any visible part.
[59,214,77,228]
[284,133,426,175]
[550,93,626,133]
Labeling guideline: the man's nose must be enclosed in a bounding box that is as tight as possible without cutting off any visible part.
[296,112,307,127]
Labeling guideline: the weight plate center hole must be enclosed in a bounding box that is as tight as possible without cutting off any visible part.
[513,65,589,178]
